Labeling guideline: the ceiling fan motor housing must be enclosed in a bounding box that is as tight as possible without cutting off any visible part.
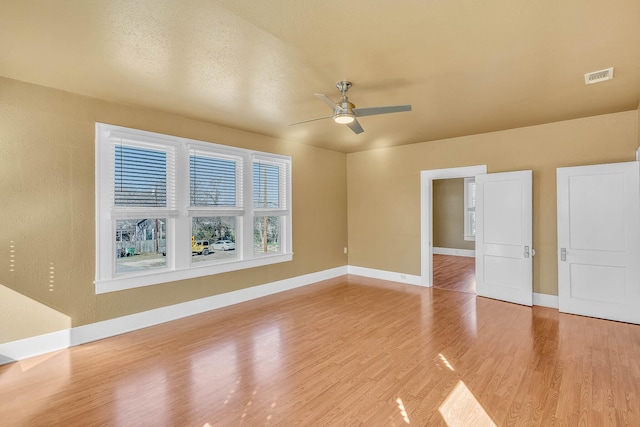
[334,99,355,123]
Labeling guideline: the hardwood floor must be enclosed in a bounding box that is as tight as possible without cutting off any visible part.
[2,275,640,426]
[433,254,476,294]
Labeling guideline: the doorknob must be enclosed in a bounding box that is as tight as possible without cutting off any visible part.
[560,248,566,261]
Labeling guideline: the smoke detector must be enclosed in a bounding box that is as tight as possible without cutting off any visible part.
[584,67,614,85]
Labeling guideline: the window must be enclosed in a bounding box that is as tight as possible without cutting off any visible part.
[96,124,292,293]
[463,177,476,241]
[253,160,288,255]
[189,149,242,264]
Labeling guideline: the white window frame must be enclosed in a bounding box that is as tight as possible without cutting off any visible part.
[463,177,476,241]
[95,123,292,294]
[252,156,291,257]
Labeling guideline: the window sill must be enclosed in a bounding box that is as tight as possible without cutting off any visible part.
[95,253,293,294]
[463,236,476,241]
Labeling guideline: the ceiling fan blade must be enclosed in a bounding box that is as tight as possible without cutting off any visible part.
[289,115,334,126]
[353,104,412,117]
[346,119,364,134]
[314,93,340,110]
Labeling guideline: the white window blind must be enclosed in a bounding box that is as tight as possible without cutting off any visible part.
[190,151,242,208]
[253,160,289,210]
[115,144,168,207]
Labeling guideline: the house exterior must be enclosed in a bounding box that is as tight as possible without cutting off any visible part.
[115,219,166,257]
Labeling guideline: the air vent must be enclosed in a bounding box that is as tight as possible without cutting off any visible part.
[584,67,614,85]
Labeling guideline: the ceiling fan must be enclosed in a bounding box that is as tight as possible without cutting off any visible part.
[290,81,412,134]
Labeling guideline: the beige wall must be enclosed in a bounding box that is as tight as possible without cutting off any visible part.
[432,178,475,250]
[0,77,348,343]
[347,110,639,296]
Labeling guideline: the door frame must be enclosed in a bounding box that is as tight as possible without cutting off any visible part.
[420,165,487,287]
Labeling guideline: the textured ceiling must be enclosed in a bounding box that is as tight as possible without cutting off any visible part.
[1,0,639,153]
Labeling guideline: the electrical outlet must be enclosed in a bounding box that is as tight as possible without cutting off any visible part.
[344,247,348,254]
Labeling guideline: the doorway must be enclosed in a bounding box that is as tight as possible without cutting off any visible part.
[432,178,476,294]
[420,165,487,289]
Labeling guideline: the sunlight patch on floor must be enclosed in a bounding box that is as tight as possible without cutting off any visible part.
[439,380,496,427]
[16,349,64,372]
[438,353,455,371]
[396,397,411,424]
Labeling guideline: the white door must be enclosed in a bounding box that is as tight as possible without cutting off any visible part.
[557,161,640,324]
[476,170,533,306]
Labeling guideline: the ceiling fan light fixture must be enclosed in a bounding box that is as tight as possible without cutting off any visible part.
[334,112,355,124]
[289,81,411,134]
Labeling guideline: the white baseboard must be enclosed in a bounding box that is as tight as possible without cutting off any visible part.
[347,266,560,309]
[432,247,475,257]
[533,292,559,309]
[0,329,71,365]
[347,265,423,286]
[0,266,347,365]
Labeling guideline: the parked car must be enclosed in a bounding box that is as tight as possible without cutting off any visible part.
[212,239,236,251]
[192,239,211,255]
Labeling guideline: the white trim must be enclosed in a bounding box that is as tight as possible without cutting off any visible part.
[1,266,347,365]
[421,165,487,287]
[533,292,559,309]
[0,329,71,365]
[347,265,559,309]
[347,265,423,286]
[432,247,475,257]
